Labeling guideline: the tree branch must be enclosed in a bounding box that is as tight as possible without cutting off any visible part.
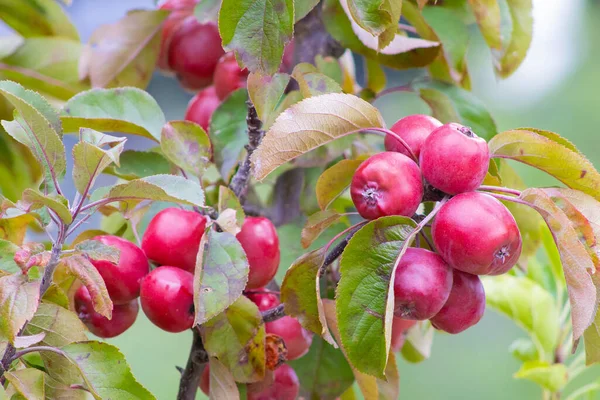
[177,329,209,400]
[262,304,286,323]
[229,100,264,204]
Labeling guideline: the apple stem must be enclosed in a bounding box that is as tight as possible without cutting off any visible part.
[478,185,522,197]
[365,127,419,162]
[481,191,532,208]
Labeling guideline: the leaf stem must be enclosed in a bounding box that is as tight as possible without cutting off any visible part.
[480,191,532,207]
[177,328,208,400]
[11,346,68,361]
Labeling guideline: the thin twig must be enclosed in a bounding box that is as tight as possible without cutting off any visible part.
[177,329,208,400]
[229,101,264,204]
[262,304,286,323]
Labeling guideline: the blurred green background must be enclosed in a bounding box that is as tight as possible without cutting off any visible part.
[9,0,600,398]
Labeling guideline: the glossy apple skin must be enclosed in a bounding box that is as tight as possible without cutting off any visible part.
[246,290,280,312]
[391,317,416,352]
[350,152,423,220]
[393,248,453,320]
[385,114,442,158]
[157,0,197,73]
[90,235,149,305]
[430,269,485,334]
[432,192,522,275]
[140,266,195,333]
[419,123,490,195]
[214,52,249,100]
[75,286,138,338]
[266,316,313,361]
[184,86,221,131]
[167,17,225,91]
[247,364,300,400]
[237,217,280,289]
[141,208,207,273]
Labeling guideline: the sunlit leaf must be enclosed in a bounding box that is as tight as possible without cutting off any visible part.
[201,296,266,383]
[337,216,416,377]
[252,93,384,180]
[61,87,166,142]
[208,357,240,400]
[4,368,45,400]
[482,275,559,356]
[467,0,502,49]
[74,240,120,263]
[495,0,533,78]
[219,0,294,74]
[292,63,342,98]
[80,10,168,89]
[20,189,72,224]
[490,129,600,201]
[316,158,364,210]
[218,186,245,227]
[0,274,40,343]
[301,210,343,249]
[400,321,434,363]
[247,71,290,130]
[0,0,79,40]
[347,0,402,50]
[0,239,20,274]
[161,120,211,176]
[194,229,249,325]
[105,149,172,180]
[513,361,568,392]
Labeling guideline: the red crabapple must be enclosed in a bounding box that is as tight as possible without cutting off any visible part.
[199,366,210,395]
[430,269,485,334]
[385,114,442,158]
[167,17,225,91]
[213,52,249,100]
[141,208,207,273]
[90,235,149,305]
[184,86,221,131]
[75,286,139,338]
[237,217,280,289]
[393,248,453,320]
[247,364,300,400]
[266,316,313,361]
[246,290,280,312]
[157,0,197,73]
[350,152,423,220]
[432,192,522,275]
[391,317,416,352]
[419,123,490,195]
[139,266,195,332]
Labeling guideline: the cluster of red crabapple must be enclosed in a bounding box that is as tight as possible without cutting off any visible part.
[156,0,293,132]
[353,114,522,339]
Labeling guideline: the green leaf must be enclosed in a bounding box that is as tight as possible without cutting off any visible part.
[292,64,343,98]
[0,38,88,100]
[489,129,600,201]
[209,89,249,180]
[295,0,320,21]
[194,0,221,23]
[61,87,166,142]
[364,57,387,95]
[219,0,294,74]
[414,81,498,141]
[322,0,440,70]
[0,239,19,274]
[218,186,245,227]
[105,149,172,179]
[24,303,87,347]
[566,382,600,400]
[160,120,211,177]
[0,273,40,343]
[509,338,539,362]
[467,0,502,49]
[347,0,402,50]
[482,275,559,357]
[20,189,72,224]
[74,240,120,263]
[400,321,434,363]
[252,93,384,180]
[72,128,126,195]
[247,71,291,130]
[337,216,417,377]
[208,357,240,400]
[80,10,168,89]
[496,0,533,78]
[281,247,336,344]
[0,211,36,245]
[193,229,249,325]
[513,361,568,392]
[60,255,112,319]
[201,296,266,383]
[0,80,65,192]
[316,158,364,210]
[101,174,205,210]
[61,341,156,400]
[0,0,79,40]
[4,368,45,400]
[301,210,343,249]
[289,335,354,400]
[378,351,400,400]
